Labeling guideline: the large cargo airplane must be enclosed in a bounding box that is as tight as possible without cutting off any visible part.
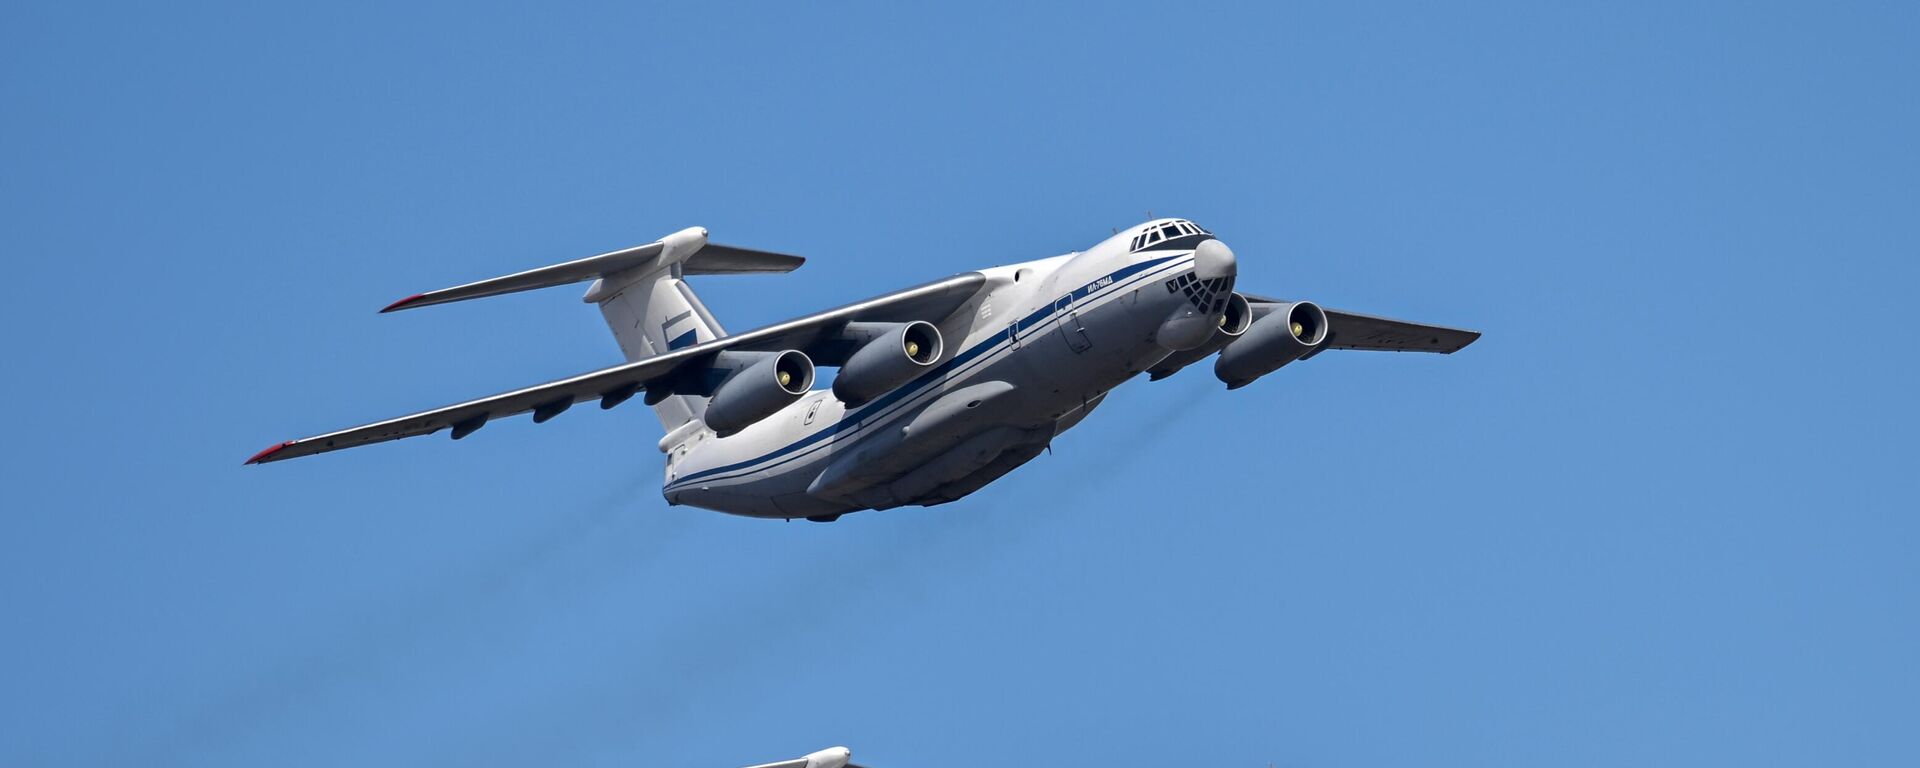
[248,220,1478,521]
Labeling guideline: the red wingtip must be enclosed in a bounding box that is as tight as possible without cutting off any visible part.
[245,441,295,465]
[380,293,425,313]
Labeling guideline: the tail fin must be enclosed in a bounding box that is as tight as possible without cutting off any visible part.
[591,266,727,430]
[377,226,803,431]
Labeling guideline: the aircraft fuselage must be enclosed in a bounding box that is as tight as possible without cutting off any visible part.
[662,220,1234,518]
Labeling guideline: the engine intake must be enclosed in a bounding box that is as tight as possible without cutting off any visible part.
[704,350,815,436]
[1219,291,1253,337]
[832,321,944,406]
[1214,300,1327,389]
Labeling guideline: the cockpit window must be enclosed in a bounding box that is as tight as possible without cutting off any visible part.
[1128,219,1211,252]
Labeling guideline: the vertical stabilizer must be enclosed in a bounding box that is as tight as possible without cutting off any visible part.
[372,225,801,434]
[592,265,727,431]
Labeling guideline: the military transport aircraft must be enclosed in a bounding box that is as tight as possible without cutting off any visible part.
[247,220,1479,521]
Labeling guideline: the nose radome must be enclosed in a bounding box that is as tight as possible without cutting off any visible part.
[1193,238,1237,280]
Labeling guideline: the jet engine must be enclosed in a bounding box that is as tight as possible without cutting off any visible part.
[1146,292,1253,380]
[1218,291,1254,338]
[832,321,944,406]
[704,350,815,436]
[1214,300,1328,388]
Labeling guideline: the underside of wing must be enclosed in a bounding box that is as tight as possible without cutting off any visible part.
[1244,294,1480,354]
[248,272,987,464]
[1319,308,1481,353]
[245,353,686,464]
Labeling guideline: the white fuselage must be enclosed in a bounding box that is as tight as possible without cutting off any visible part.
[661,220,1233,518]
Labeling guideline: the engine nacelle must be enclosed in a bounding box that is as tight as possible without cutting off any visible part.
[1147,292,1253,380]
[704,350,814,436]
[1214,300,1328,389]
[1218,291,1254,338]
[833,321,944,406]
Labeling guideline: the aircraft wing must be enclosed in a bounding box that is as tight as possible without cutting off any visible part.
[1244,294,1480,354]
[246,273,986,464]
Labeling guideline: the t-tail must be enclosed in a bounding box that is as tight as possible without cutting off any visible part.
[379,226,803,431]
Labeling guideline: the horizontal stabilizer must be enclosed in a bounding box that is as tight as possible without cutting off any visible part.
[380,227,802,312]
[684,244,806,275]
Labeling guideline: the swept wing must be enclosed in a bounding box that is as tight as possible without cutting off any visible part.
[1244,294,1480,354]
[247,273,984,464]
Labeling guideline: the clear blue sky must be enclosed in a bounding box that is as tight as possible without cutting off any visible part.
[3,2,1916,766]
